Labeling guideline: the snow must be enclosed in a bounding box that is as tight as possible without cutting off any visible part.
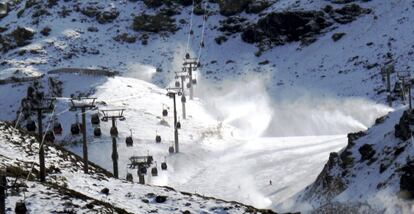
[0,0,411,212]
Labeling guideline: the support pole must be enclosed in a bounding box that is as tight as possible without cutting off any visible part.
[0,173,5,214]
[37,109,45,183]
[386,67,392,107]
[189,63,194,100]
[173,95,179,153]
[409,83,412,110]
[181,76,186,119]
[111,118,118,179]
[81,107,88,174]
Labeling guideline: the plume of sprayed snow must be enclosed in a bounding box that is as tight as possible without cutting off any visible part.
[196,74,274,139]
[263,95,393,137]
[196,74,392,138]
[125,63,157,82]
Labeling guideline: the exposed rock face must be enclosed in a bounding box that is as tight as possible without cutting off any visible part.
[358,144,375,161]
[97,8,120,24]
[300,152,347,203]
[242,11,331,45]
[0,27,35,52]
[329,4,371,24]
[132,14,177,33]
[400,160,414,199]
[394,110,412,141]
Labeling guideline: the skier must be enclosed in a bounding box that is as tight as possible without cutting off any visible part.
[269,180,272,185]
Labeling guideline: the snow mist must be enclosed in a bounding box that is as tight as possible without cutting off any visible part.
[197,75,392,138]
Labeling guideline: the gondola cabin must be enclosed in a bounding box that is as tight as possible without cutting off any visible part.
[53,122,63,135]
[91,113,100,125]
[151,167,158,176]
[168,146,174,154]
[155,135,161,143]
[161,162,167,170]
[71,123,80,135]
[94,127,101,137]
[126,136,133,147]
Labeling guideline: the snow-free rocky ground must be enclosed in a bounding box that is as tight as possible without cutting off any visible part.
[1,0,414,213]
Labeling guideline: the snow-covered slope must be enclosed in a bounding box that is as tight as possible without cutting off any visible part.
[0,0,412,213]
[281,107,414,213]
[0,121,279,213]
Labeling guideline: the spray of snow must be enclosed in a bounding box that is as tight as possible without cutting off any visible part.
[126,63,157,82]
[196,75,392,138]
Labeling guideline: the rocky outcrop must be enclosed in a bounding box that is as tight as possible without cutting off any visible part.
[394,110,412,141]
[328,4,371,24]
[132,13,177,33]
[300,152,347,203]
[0,27,35,52]
[81,5,119,24]
[400,160,414,199]
[242,11,331,45]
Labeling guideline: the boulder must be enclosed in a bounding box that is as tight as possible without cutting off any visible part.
[358,144,375,161]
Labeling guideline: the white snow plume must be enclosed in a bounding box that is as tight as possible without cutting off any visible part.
[263,94,393,137]
[126,63,157,82]
[196,75,391,138]
[197,74,274,139]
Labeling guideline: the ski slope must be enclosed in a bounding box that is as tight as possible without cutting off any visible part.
[54,75,391,209]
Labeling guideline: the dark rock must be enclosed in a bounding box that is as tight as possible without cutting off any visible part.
[218,0,251,16]
[40,26,51,36]
[113,33,137,43]
[242,11,330,46]
[245,0,271,14]
[11,27,35,47]
[400,160,414,198]
[81,6,99,18]
[358,144,375,161]
[97,8,119,24]
[332,32,345,41]
[143,0,163,8]
[330,4,371,24]
[100,187,109,195]
[132,13,177,33]
[155,195,167,203]
[87,27,99,32]
[395,110,412,141]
